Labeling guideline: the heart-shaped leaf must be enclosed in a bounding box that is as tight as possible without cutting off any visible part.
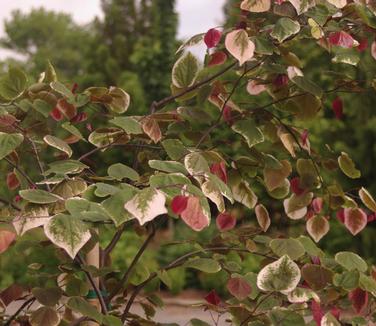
[255,204,271,232]
[306,215,330,242]
[227,277,252,300]
[344,207,367,235]
[225,29,255,65]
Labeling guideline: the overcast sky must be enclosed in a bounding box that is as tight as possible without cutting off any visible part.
[0,0,226,59]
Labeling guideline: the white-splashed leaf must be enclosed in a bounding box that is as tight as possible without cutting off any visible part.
[202,179,225,212]
[184,152,210,177]
[0,132,24,160]
[287,287,320,303]
[283,192,313,220]
[43,135,72,157]
[232,119,264,148]
[230,178,257,209]
[225,29,255,66]
[271,18,300,43]
[359,187,376,213]
[44,214,91,258]
[124,188,167,225]
[327,0,347,8]
[172,52,199,88]
[19,189,63,204]
[255,204,271,232]
[306,215,330,242]
[13,206,50,235]
[141,117,162,143]
[321,312,341,326]
[257,255,301,294]
[106,87,130,114]
[241,0,271,12]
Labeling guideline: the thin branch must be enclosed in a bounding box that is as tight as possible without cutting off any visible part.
[28,137,51,192]
[101,223,127,267]
[4,157,36,188]
[76,255,108,315]
[4,297,35,326]
[0,197,21,211]
[240,292,274,326]
[108,223,156,301]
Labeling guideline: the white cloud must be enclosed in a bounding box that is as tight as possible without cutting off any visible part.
[0,0,226,59]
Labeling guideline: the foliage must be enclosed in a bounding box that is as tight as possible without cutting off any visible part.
[1,0,376,325]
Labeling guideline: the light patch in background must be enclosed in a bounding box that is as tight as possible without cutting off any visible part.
[0,0,226,60]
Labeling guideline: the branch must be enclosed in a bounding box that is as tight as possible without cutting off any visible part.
[150,61,237,113]
[28,137,51,192]
[76,255,108,315]
[4,297,35,326]
[101,223,127,267]
[108,223,156,301]
[0,197,21,211]
[4,157,36,188]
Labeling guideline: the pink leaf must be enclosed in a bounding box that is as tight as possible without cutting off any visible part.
[311,300,324,326]
[246,80,266,95]
[306,215,329,242]
[330,306,341,319]
[180,197,210,231]
[70,112,88,123]
[357,38,368,52]
[371,41,376,60]
[332,97,343,119]
[255,204,271,232]
[204,28,222,48]
[6,172,20,190]
[208,51,227,66]
[336,208,345,223]
[225,29,255,65]
[0,230,16,254]
[328,31,355,48]
[368,213,376,223]
[226,277,252,300]
[222,105,233,125]
[210,162,228,184]
[273,74,289,87]
[216,212,236,232]
[171,195,189,215]
[301,129,309,146]
[71,83,79,94]
[56,98,77,120]
[204,289,221,306]
[290,177,305,196]
[0,114,17,127]
[312,198,323,214]
[344,207,367,235]
[50,107,63,121]
[349,288,368,313]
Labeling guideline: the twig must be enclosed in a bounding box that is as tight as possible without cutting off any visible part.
[101,223,127,267]
[28,137,51,192]
[4,297,35,326]
[76,255,108,315]
[108,223,156,301]
[4,157,36,188]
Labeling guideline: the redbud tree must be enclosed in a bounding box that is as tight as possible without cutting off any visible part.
[1,0,376,325]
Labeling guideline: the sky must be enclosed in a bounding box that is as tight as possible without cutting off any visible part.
[0,0,227,59]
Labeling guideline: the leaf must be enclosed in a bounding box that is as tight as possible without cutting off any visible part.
[32,287,62,307]
[124,188,167,225]
[88,128,127,148]
[208,51,227,66]
[149,160,188,175]
[241,0,271,12]
[204,28,222,48]
[202,179,225,212]
[270,238,305,260]
[141,117,162,143]
[227,277,252,300]
[216,212,237,231]
[19,189,62,204]
[176,33,205,54]
[327,0,347,8]
[204,289,221,305]
[301,264,333,290]
[297,235,324,256]
[171,195,189,214]
[271,18,300,43]
[333,270,360,290]
[306,215,330,242]
[269,307,305,326]
[283,192,313,220]
[230,178,258,209]
[50,81,73,100]
[183,258,221,273]
[0,132,24,160]
[344,208,367,236]
[290,78,323,98]
[162,139,189,160]
[359,187,376,213]
[335,251,367,272]
[45,160,88,175]
[172,52,199,88]
[329,31,355,48]
[184,152,210,176]
[6,172,19,190]
[321,312,340,326]
[232,119,264,148]
[66,296,103,323]
[0,67,27,100]
[106,87,130,113]
[225,29,255,66]
[44,213,91,258]
[62,122,85,141]
[338,152,361,179]
[107,163,139,181]
[180,196,210,231]
[349,288,368,313]
[263,159,292,191]
[255,204,271,232]
[247,80,267,95]
[43,135,72,157]
[372,41,376,60]
[13,206,50,235]
[287,287,320,303]
[110,116,142,134]
[0,230,16,254]
[257,255,301,293]
[30,306,60,326]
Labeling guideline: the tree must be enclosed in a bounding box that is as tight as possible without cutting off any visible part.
[1,1,376,325]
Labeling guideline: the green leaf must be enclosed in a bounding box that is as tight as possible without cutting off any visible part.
[297,235,324,256]
[32,287,62,307]
[290,77,323,98]
[0,132,24,160]
[335,251,367,272]
[301,264,333,290]
[66,296,103,323]
[0,67,27,100]
[333,270,360,290]
[270,238,305,260]
[359,273,376,295]
[32,99,54,117]
[232,119,264,148]
[124,188,167,225]
[149,160,188,175]
[103,316,122,326]
[162,139,189,160]
[359,187,376,213]
[45,160,88,175]
[183,258,221,273]
[257,255,301,293]
[65,277,89,296]
[150,173,192,197]
[50,81,73,100]
[30,306,60,326]
[292,93,322,121]
[269,307,305,326]
[271,18,300,43]
[44,213,91,258]
[338,152,361,179]
[106,87,130,113]
[157,270,173,289]
[190,319,211,326]
[88,128,125,147]
[62,122,86,141]
[107,163,140,181]
[229,173,257,209]
[184,152,210,176]
[43,135,72,157]
[321,312,340,326]
[110,116,142,134]
[172,52,199,88]
[19,189,62,204]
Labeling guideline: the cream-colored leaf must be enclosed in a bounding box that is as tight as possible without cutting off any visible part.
[306,215,330,242]
[225,29,255,66]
